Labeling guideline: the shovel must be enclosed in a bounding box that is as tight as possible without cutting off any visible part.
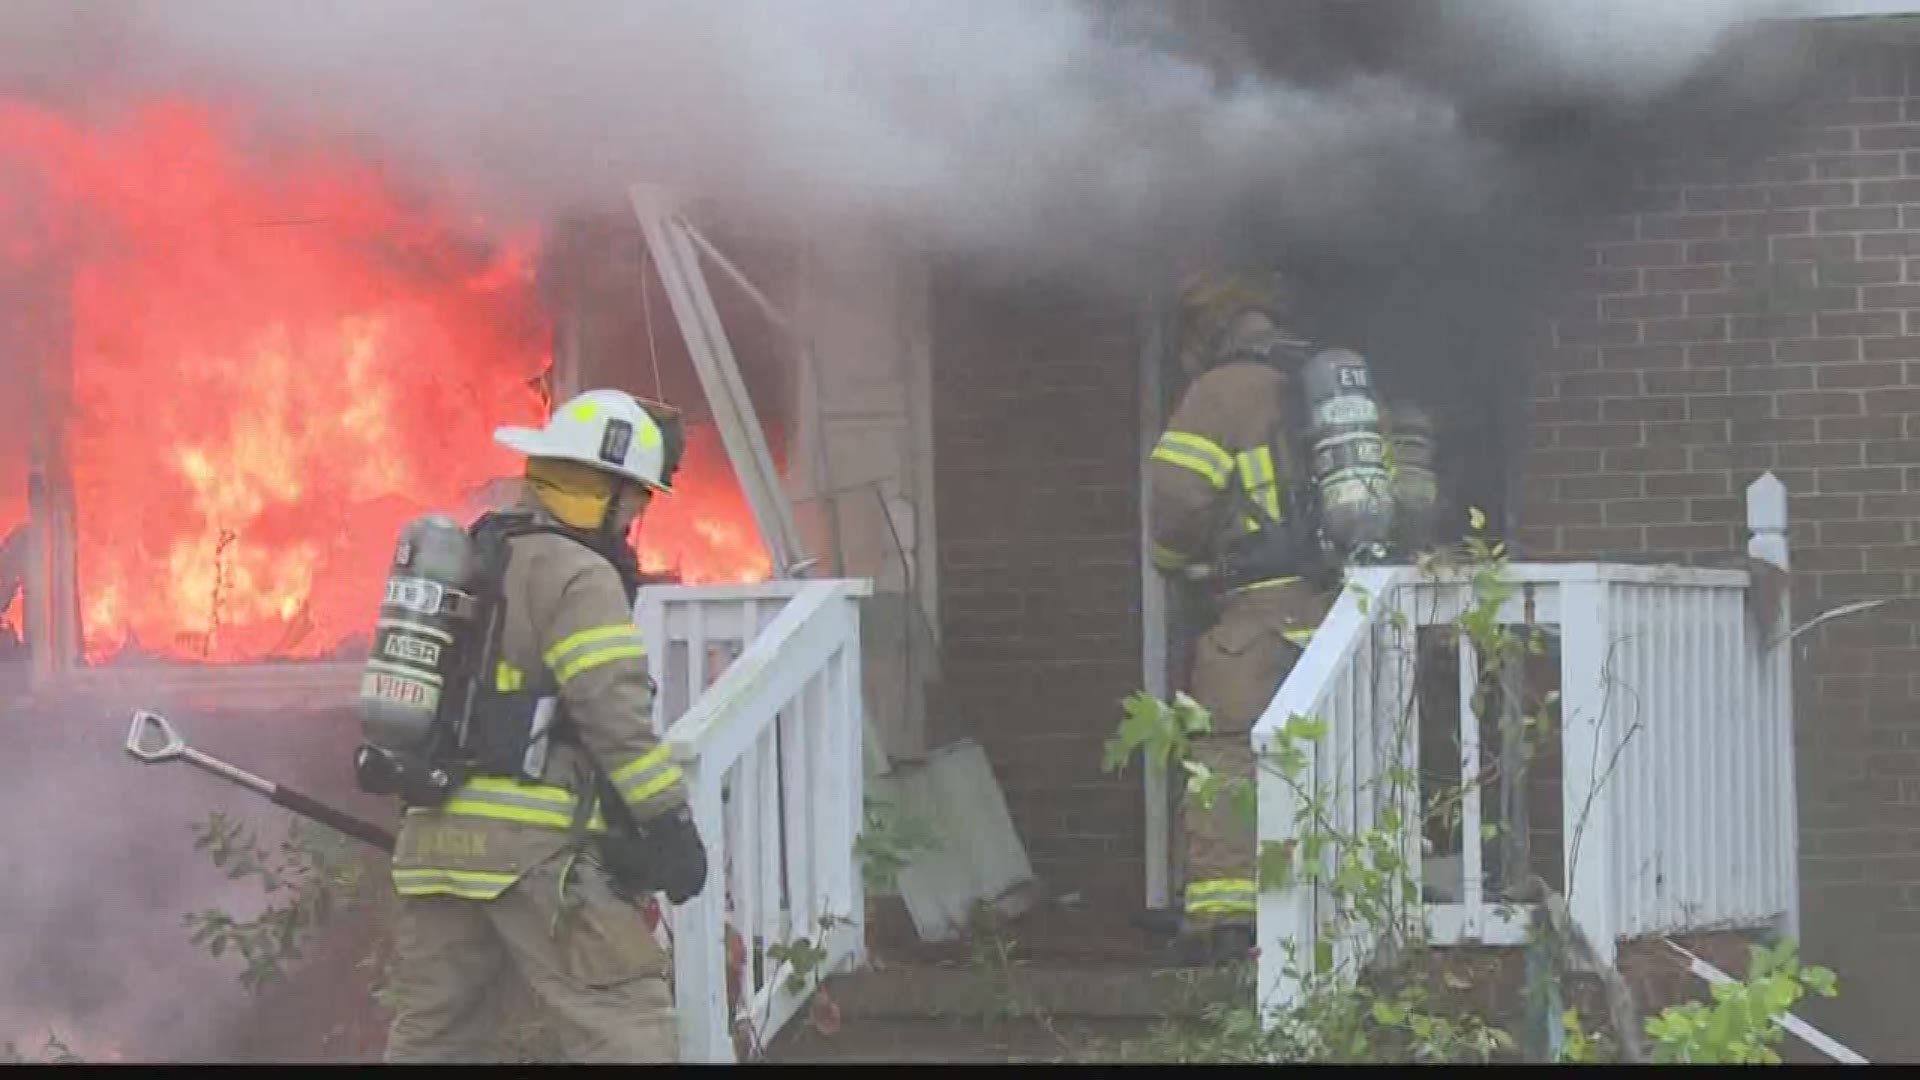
[123,709,396,853]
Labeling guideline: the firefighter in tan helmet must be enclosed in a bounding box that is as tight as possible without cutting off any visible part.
[379,388,704,1062]
[1149,268,1333,966]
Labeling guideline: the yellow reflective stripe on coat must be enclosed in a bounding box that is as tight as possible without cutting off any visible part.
[1151,431,1233,490]
[1151,542,1193,571]
[1186,878,1258,916]
[423,776,608,832]
[542,624,638,669]
[392,866,522,900]
[544,622,647,686]
[495,661,525,692]
[1235,447,1283,525]
[609,745,683,807]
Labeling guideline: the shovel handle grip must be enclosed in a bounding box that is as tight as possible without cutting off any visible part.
[270,786,396,853]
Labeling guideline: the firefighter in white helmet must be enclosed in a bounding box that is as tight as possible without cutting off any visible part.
[382,388,704,1063]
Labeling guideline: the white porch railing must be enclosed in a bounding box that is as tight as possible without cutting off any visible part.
[635,579,873,1062]
[1252,475,1797,1016]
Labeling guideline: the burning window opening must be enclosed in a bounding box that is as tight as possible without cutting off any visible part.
[1,99,773,670]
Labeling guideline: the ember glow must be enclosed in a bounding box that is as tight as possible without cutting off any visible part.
[0,99,769,665]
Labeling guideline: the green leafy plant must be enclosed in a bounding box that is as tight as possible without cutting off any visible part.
[183,811,371,993]
[852,796,942,894]
[1644,941,1838,1064]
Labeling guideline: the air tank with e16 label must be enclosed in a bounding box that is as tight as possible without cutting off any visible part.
[1298,347,1396,555]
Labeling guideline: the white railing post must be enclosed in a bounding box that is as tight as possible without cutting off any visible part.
[1559,574,1619,966]
[674,771,733,1062]
[1746,472,1798,942]
[1255,722,1311,1018]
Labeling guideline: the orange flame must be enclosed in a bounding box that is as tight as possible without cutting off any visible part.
[0,99,770,665]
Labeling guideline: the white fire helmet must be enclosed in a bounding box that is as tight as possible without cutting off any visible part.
[493,388,672,493]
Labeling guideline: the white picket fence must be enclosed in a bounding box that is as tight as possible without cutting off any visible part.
[1252,475,1798,1016]
[635,579,872,1062]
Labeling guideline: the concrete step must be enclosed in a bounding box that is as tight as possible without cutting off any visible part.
[760,961,1240,1063]
[823,962,1236,1022]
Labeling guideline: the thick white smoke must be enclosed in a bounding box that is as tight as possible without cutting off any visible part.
[3,0,1813,286]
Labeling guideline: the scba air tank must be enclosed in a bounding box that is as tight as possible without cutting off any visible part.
[1384,399,1442,554]
[357,514,481,754]
[1299,348,1396,552]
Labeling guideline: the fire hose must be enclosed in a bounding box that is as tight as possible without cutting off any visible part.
[122,709,396,852]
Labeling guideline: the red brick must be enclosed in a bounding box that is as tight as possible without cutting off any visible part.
[1645,419,1731,445]
[1821,572,1909,598]
[1688,392,1774,421]
[1559,474,1642,500]
[1683,186,1767,212]
[1864,284,1920,309]
[1646,266,1726,291]
[1771,181,1858,208]
[1779,390,1864,417]
[1692,444,1775,471]
[1864,387,1920,414]
[1644,369,1729,394]
[1557,422,1645,448]
[1560,370,1641,397]
[1781,442,1866,468]
[1814,98,1905,126]
[1867,439,1920,464]
[1687,237,1767,263]
[1727,209,1813,236]
[1822,207,1905,233]
[1646,523,1737,552]
[1645,472,1731,497]
[1865,337,1920,359]
[1689,496,1744,523]
[1822,466,1907,493]
[1684,291,1768,316]
[1861,178,1920,205]
[1732,315,1816,341]
[1561,526,1647,553]
[1582,267,1643,294]
[1820,152,1904,179]
[1603,396,1688,421]
[1605,293,1685,319]
[1868,546,1920,571]
[1730,365,1812,392]
[1824,519,1906,545]
[1524,448,1604,476]
[1864,232,1920,258]
[1819,361,1909,388]
[1819,311,1905,337]
[1692,342,1780,367]
[1864,493,1920,518]
[1824,415,1907,440]
[1731,417,1818,443]
[1776,235,1860,261]
[1600,344,1687,370]
[1863,125,1920,151]
[1605,445,1690,472]
[1638,213,1725,241]
[1823,260,1906,286]
[1798,492,1867,520]
[1532,398,1598,423]
[1599,241,1686,268]
[1545,345,1602,372]
[1734,261,1818,292]
[1556,320,1642,346]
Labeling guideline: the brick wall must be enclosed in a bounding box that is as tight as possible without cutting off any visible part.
[1520,23,1920,1057]
[929,266,1146,906]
